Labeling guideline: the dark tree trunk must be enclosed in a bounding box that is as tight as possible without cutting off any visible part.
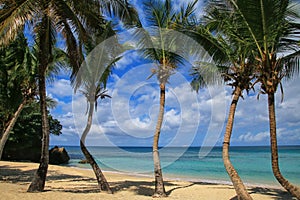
[152,83,167,197]
[223,87,253,200]
[27,14,50,192]
[0,99,26,159]
[27,70,49,192]
[80,101,112,193]
[268,93,300,198]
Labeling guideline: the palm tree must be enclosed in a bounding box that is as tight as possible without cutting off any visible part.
[187,5,259,198]
[0,33,36,159]
[133,0,198,197]
[77,84,113,193]
[72,22,121,194]
[250,2,300,197]
[0,0,138,192]
[205,0,300,198]
[1,1,98,192]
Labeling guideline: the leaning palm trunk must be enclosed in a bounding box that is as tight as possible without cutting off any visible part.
[80,101,112,193]
[152,83,167,197]
[0,99,26,159]
[27,69,50,192]
[223,87,253,200]
[268,93,300,199]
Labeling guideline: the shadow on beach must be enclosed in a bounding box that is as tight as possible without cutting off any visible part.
[229,186,296,200]
[0,163,296,199]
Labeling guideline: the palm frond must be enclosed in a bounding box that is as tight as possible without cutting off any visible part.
[34,14,57,70]
[0,0,38,45]
[46,47,69,83]
[45,96,57,109]
[100,0,140,26]
[281,50,300,80]
[60,19,82,83]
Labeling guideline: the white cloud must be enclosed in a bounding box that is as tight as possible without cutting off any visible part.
[164,108,181,127]
[115,51,140,70]
[238,131,269,142]
[47,79,72,98]
[49,73,300,146]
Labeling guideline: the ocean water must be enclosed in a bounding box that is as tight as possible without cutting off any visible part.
[63,146,300,187]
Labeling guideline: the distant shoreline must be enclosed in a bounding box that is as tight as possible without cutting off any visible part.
[69,163,283,190]
[51,145,300,148]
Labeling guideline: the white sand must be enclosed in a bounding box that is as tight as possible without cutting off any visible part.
[0,161,295,200]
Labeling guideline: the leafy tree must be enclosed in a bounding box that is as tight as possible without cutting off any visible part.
[241,0,300,197]
[133,0,198,197]
[195,0,300,198]
[188,21,256,200]
[3,101,62,162]
[0,33,36,159]
[73,22,121,194]
[0,0,138,192]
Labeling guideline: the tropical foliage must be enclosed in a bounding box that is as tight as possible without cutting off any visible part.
[2,101,62,162]
[0,0,299,198]
[190,0,300,198]
[72,21,121,193]
[0,0,138,192]
[133,0,198,197]
[188,6,257,199]
[0,32,36,159]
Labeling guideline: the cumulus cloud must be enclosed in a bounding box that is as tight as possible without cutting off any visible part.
[47,10,300,147]
[47,79,72,98]
[238,131,269,143]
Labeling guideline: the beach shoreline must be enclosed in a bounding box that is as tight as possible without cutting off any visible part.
[69,164,283,190]
[0,160,295,200]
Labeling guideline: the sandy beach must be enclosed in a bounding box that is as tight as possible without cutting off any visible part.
[0,161,295,200]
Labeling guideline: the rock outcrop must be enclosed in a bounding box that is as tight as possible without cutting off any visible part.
[49,146,70,165]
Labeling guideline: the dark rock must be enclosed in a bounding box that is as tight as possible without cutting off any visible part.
[78,159,89,164]
[49,146,70,165]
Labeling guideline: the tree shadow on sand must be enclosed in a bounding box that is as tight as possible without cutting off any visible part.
[230,187,296,200]
[0,164,92,182]
[0,164,296,198]
[110,180,177,196]
[0,164,100,193]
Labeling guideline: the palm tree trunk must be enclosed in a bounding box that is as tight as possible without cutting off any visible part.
[268,93,300,198]
[27,13,51,192]
[80,101,112,194]
[27,70,49,192]
[152,83,167,197]
[223,87,253,200]
[0,99,26,160]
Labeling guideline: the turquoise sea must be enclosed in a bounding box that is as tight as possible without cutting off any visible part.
[62,146,300,188]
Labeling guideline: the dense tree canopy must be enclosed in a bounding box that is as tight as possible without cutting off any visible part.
[2,101,62,162]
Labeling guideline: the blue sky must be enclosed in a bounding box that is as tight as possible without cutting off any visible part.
[47,0,300,147]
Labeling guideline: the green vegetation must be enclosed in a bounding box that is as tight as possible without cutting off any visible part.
[133,0,198,196]
[0,0,299,198]
[3,102,62,162]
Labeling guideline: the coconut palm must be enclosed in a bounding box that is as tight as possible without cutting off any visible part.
[247,1,300,197]
[133,0,198,197]
[0,0,138,192]
[187,6,258,198]
[203,0,300,198]
[72,21,121,194]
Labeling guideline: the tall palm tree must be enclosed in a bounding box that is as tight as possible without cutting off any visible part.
[206,0,300,198]
[134,0,197,197]
[0,0,138,192]
[187,5,258,198]
[72,22,121,194]
[249,1,300,197]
